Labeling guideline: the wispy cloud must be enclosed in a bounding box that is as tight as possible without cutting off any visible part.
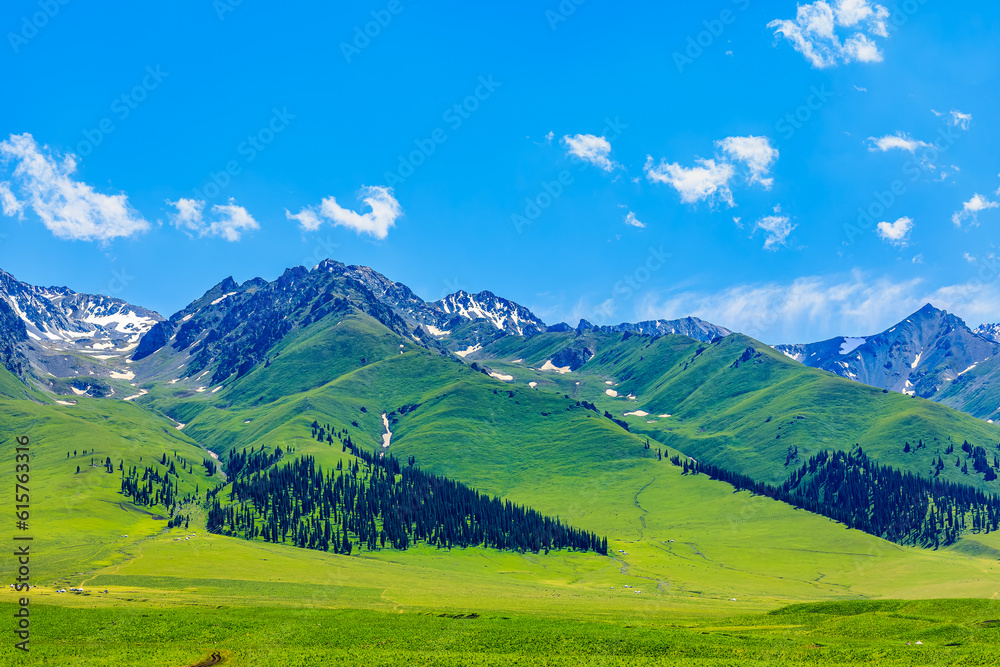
[951,193,998,228]
[0,181,24,218]
[875,216,913,246]
[286,185,402,240]
[644,135,778,207]
[637,271,1000,344]
[561,134,618,172]
[623,211,645,228]
[932,109,972,130]
[645,157,735,206]
[754,213,795,250]
[716,136,779,188]
[0,133,149,242]
[768,0,889,69]
[867,132,932,153]
[167,197,259,242]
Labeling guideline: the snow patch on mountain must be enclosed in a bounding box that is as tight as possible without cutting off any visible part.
[539,359,572,374]
[424,325,450,336]
[437,290,545,337]
[210,292,237,306]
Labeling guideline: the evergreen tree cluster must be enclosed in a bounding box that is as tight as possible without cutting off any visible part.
[226,445,287,478]
[119,453,199,518]
[206,425,607,557]
[670,447,1000,548]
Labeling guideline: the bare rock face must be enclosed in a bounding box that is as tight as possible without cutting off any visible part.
[774,304,1000,399]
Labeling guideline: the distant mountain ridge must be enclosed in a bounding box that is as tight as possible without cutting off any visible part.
[776,304,1000,420]
[974,322,1000,343]
[0,259,737,394]
[576,317,731,341]
[0,268,162,384]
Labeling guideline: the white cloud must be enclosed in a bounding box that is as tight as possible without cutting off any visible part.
[644,134,778,207]
[544,131,554,143]
[754,214,795,250]
[0,181,24,218]
[561,134,617,172]
[768,0,889,68]
[834,0,889,33]
[853,85,868,92]
[623,211,645,228]
[951,193,999,228]
[285,208,323,232]
[963,252,977,263]
[636,271,1000,344]
[0,133,149,242]
[209,201,260,242]
[932,109,972,130]
[867,132,932,153]
[716,136,779,188]
[875,216,913,246]
[167,197,259,242]
[841,33,882,62]
[167,198,204,233]
[645,157,735,206]
[911,254,923,264]
[287,185,402,240]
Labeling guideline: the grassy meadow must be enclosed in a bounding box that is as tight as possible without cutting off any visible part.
[4,316,1000,664]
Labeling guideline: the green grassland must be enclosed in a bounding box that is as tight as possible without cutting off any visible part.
[5,311,1000,664]
[475,330,1000,487]
[4,599,1000,665]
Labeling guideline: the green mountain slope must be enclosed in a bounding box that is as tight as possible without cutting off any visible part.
[472,330,1000,490]
[0,366,223,581]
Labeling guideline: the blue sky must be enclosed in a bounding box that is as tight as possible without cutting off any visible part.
[1,0,999,344]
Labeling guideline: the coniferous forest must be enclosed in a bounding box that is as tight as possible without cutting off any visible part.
[673,447,1000,548]
[205,422,608,556]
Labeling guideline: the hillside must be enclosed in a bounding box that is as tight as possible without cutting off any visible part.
[776,304,1000,420]
[470,329,1000,491]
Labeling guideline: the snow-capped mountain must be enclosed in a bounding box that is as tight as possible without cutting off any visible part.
[1,259,737,399]
[0,268,162,382]
[0,269,160,347]
[576,317,731,343]
[775,304,999,398]
[974,322,1000,344]
[436,290,546,337]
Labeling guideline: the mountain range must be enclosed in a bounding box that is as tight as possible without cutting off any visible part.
[3,258,1000,499]
[5,262,999,425]
[775,304,1000,422]
[0,261,728,396]
[4,257,1000,658]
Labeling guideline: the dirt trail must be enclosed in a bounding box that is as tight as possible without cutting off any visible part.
[632,476,655,539]
[78,526,152,588]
